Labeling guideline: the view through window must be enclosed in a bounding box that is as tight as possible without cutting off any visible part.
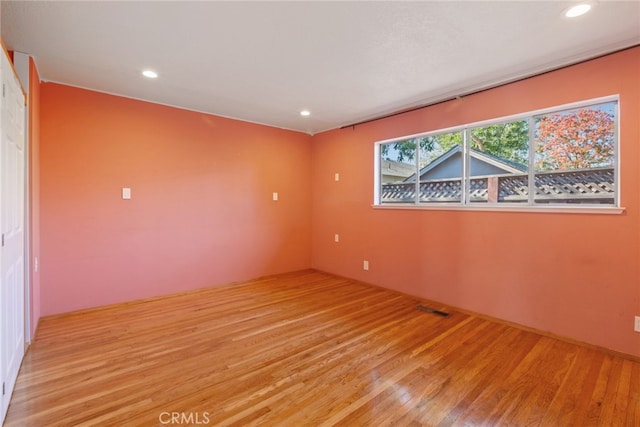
[377,98,618,208]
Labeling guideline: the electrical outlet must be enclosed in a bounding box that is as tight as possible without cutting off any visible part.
[334,234,339,243]
[635,316,640,332]
[363,260,369,271]
[335,173,340,181]
[272,192,278,201]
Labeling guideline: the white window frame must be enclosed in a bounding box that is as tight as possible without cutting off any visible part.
[373,95,623,214]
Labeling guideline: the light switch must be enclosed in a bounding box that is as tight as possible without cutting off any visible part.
[122,188,131,199]
[273,192,278,201]
[335,173,340,181]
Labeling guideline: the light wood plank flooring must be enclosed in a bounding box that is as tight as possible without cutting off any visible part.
[5,270,640,426]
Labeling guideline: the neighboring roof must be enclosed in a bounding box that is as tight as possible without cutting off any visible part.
[381,159,415,179]
[405,145,527,182]
[475,149,528,172]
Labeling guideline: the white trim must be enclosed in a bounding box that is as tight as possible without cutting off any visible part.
[372,204,625,215]
[413,142,420,205]
[527,116,535,205]
[462,129,469,204]
[373,143,381,204]
[614,100,620,206]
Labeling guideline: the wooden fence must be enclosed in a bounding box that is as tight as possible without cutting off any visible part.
[381,167,614,204]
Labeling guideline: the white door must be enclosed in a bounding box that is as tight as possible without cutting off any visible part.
[0,49,26,424]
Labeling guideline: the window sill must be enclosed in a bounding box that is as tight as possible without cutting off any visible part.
[372,203,625,215]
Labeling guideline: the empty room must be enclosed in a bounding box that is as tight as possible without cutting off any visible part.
[1,1,639,426]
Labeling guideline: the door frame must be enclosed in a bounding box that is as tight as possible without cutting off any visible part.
[0,42,28,425]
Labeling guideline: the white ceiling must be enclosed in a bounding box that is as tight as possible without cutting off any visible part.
[2,1,639,135]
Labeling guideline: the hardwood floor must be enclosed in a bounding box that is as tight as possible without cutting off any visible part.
[5,270,639,426]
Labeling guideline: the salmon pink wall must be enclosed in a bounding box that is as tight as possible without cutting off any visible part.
[40,84,311,315]
[29,57,41,335]
[311,48,640,357]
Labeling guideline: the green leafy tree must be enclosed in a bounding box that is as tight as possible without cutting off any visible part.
[380,137,433,163]
[470,121,529,164]
[381,121,528,166]
[381,134,462,164]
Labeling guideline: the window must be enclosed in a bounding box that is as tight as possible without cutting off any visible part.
[533,103,616,204]
[376,97,619,210]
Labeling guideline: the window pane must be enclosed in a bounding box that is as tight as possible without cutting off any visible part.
[534,102,616,204]
[468,120,529,203]
[415,132,463,203]
[379,140,418,203]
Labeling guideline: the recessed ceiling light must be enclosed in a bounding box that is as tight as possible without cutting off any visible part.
[300,110,311,117]
[142,70,158,79]
[565,3,592,18]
